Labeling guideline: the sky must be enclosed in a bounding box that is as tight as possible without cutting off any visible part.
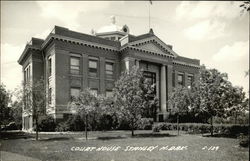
[1,1,249,96]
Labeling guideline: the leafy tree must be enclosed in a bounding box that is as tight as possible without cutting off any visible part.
[113,66,157,136]
[223,86,247,124]
[10,100,23,129]
[240,1,250,14]
[168,86,191,135]
[98,95,119,130]
[141,79,158,120]
[193,66,232,136]
[70,88,98,140]
[0,84,12,128]
[23,78,46,140]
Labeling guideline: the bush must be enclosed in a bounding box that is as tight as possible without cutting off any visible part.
[55,114,85,132]
[238,134,249,147]
[152,124,161,132]
[97,114,119,131]
[152,122,249,137]
[55,121,70,132]
[137,118,153,130]
[117,119,131,130]
[37,115,56,132]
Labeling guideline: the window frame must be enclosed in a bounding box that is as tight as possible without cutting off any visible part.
[48,57,52,77]
[90,88,98,96]
[105,90,113,97]
[187,74,194,88]
[48,87,52,104]
[70,56,80,75]
[70,87,81,101]
[177,73,184,86]
[105,61,114,79]
[88,58,98,77]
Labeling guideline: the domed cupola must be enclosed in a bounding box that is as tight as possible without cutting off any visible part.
[94,16,129,41]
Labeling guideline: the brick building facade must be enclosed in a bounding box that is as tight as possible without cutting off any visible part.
[18,19,200,131]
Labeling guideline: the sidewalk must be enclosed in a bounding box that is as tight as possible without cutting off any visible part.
[0,151,41,161]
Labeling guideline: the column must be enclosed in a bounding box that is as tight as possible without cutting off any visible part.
[100,57,105,94]
[160,65,167,113]
[123,57,135,71]
[82,54,88,89]
[135,59,140,68]
[184,72,188,87]
[174,70,178,88]
[166,65,173,112]
[22,114,24,131]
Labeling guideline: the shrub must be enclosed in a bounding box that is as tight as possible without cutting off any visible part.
[97,114,119,131]
[55,121,70,132]
[37,115,56,132]
[152,124,161,132]
[68,115,85,131]
[55,114,86,132]
[238,134,249,147]
[137,118,153,130]
[117,119,131,130]
[152,122,249,137]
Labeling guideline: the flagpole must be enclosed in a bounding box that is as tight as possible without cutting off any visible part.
[149,1,151,30]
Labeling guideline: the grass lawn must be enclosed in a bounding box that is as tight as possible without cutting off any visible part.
[0,130,249,161]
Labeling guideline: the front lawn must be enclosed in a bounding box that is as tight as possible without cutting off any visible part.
[0,130,249,161]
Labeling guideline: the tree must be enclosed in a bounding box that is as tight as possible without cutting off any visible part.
[23,78,46,140]
[193,66,231,136]
[140,79,158,121]
[168,86,191,135]
[70,88,98,140]
[240,1,250,14]
[224,86,247,124]
[0,84,12,129]
[113,66,157,136]
[10,100,23,129]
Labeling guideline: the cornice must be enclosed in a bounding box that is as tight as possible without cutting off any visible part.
[120,45,175,59]
[41,34,119,52]
[129,36,178,58]
[173,60,200,69]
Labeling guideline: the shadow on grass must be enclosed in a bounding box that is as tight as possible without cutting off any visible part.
[133,133,177,138]
[97,136,127,140]
[202,133,237,138]
[0,131,34,140]
[39,137,73,141]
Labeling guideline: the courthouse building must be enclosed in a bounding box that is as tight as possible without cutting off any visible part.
[18,17,200,130]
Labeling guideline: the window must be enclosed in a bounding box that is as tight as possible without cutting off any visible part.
[172,73,175,87]
[48,58,52,77]
[143,71,156,95]
[70,87,80,100]
[48,88,52,104]
[106,90,113,97]
[105,62,114,79]
[24,65,31,84]
[143,71,156,85]
[110,37,116,41]
[89,59,98,77]
[187,75,194,88]
[70,57,80,75]
[90,89,98,96]
[177,74,184,86]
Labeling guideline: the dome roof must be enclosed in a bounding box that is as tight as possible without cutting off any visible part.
[96,16,129,34]
[96,24,123,33]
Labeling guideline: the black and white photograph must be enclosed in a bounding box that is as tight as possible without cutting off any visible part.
[0,1,249,161]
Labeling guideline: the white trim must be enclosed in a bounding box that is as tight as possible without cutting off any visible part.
[121,45,175,59]
[41,34,119,52]
[173,60,200,68]
[128,36,178,57]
